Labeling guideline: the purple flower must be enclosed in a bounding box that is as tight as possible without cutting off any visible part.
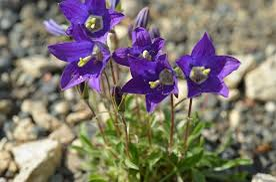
[59,0,124,42]
[48,26,110,91]
[122,54,178,112]
[176,32,240,98]
[113,27,165,67]
[43,19,67,36]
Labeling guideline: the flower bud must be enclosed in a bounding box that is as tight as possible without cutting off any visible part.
[110,0,120,10]
[133,7,150,29]
[150,26,160,39]
[43,19,67,36]
[112,86,124,111]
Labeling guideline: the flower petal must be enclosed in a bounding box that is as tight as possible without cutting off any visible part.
[218,82,229,97]
[88,76,101,92]
[146,92,167,113]
[85,0,106,12]
[176,55,194,78]
[108,9,124,29]
[191,32,215,58]
[129,56,158,81]
[60,63,88,90]
[151,37,165,55]
[122,78,151,94]
[112,48,130,66]
[132,27,152,48]
[59,0,88,24]
[216,56,240,79]
[71,24,91,41]
[48,41,94,62]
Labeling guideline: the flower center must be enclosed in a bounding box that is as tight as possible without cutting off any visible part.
[142,50,152,60]
[85,15,103,33]
[78,45,103,67]
[189,66,211,84]
[148,69,174,89]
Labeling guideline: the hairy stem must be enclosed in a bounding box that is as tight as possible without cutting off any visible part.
[169,94,175,153]
[121,114,130,157]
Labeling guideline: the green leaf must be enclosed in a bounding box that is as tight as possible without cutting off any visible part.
[192,169,206,182]
[125,158,139,170]
[181,148,204,168]
[214,158,253,171]
[187,122,205,147]
[89,174,107,182]
[129,143,139,164]
[147,151,162,170]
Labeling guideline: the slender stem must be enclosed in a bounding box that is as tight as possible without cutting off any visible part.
[116,63,120,81]
[174,97,187,108]
[135,97,142,120]
[169,94,175,153]
[83,98,108,145]
[110,60,117,85]
[183,98,193,155]
[104,71,121,136]
[147,115,152,146]
[121,114,130,157]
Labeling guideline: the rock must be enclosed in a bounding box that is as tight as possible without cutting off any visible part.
[66,110,92,125]
[121,0,143,18]
[229,108,241,129]
[0,99,13,114]
[12,139,62,182]
[21,100,61,131]
[16,56,62,78]
[13,118,38,142]
[225,54,257,88]
[0,150,12,176]
[245,55,276,101]
[51,101,70,115]
[252,173,276,182]
[0,114,6,128]
[49,124,75,145]
[266,44,276,57]
[65,150,83,173]
[265,102,276,113]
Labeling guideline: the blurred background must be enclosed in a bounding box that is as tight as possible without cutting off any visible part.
[0,0,276,181]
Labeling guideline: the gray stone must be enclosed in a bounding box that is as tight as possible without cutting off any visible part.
[49,124,75,145]
[245,55,276,101]
[252,173,276,182]
[16,56,62,78]
[121,0,143,18]
[51,101,70,115]
[21,100,61,131]
[12,139,62,182]
[225,54,257,88]
[66,110,92,125]
[0,150,12,176]
[13,118,38,142]
[0,99,13,114]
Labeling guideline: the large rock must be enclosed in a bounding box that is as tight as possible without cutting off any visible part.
[13,118,38,142]
[0,150,12,176]
[252,173,276,182]
[225,54,257,89]
[245,55,276,101]
[12,139,62,182]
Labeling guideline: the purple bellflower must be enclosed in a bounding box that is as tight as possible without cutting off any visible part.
[59,0,124,42]
[48,25,110,91]
[133,7,150,29]
[122,54,178,112]
[113,27,165,67]
[44,19,67,36]
[176,32,240,98]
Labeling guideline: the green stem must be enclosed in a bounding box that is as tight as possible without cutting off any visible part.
[183,98,193,156]
[121,113,130,157]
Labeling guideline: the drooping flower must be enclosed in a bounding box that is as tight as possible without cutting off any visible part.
[44,19,67,36]
[113,27,165,67]
[59,0,124,42]
[48,25,110,91]
[176,32,240,98]
[122,54,178,112]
